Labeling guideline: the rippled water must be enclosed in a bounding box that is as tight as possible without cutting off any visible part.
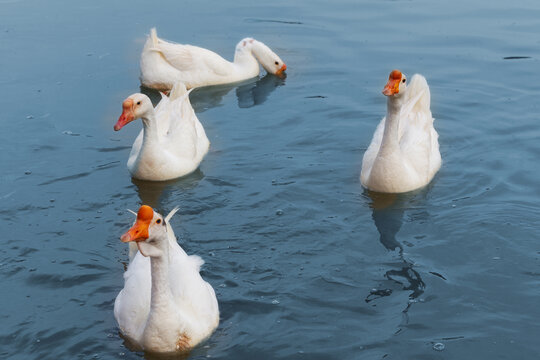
[1,0,540,359]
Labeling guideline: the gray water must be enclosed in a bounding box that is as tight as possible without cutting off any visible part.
[1,0,539,359]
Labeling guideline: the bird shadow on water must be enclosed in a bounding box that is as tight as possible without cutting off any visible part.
[364,188,432,327]
[132,169,204,209]
[140,73,286,113]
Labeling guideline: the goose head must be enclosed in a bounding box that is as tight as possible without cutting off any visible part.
[114,94,154,131]
[120,205,168,258]
[382,70,407,97]
[240,38,287,76]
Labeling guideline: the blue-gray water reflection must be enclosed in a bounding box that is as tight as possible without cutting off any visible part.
[132,170,205,209]
[236,74,286,108]
[366,191,427,331]
[1,0,540,359]
[141,73,285,113]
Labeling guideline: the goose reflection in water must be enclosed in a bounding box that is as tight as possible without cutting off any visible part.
[365,191,426,307]
[141,72,285,112]
[235,72,286,108]
[132,169,204,209]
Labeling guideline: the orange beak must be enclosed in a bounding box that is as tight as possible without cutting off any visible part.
[382,78,401,96]
[120,205,154,242]
[382,69,403,96]
[276,63,287,76]
[114,99,135,131]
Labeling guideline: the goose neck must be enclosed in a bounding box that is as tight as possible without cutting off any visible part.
[141,113,159,143]
[379,96,404,154]
[234,50,258,68]
[149,252,173,311]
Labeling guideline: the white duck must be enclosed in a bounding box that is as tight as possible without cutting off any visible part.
[360,70,441,193]
[140,28,287,91]
[114,205,219,354]
[114,82,210,181]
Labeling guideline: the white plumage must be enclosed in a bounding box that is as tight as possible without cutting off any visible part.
[114,206,219,353]
[140,28,287,91]
[361,71,441,193]
[114,82,210,181]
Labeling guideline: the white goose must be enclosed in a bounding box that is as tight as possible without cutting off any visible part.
[360,70,441,193]
[114,82,209,181]
[140,28,287,91]
[114,205,219,354]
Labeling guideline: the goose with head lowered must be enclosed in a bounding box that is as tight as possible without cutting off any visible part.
[360,70,441,193]
[114,82,210,181]
[114,205,219,354]
[140,28,287,91]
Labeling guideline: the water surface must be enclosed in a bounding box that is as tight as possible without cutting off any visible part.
[1,0,539,359]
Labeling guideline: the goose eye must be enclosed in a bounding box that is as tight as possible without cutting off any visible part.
[402,79,406,83]
[274,61,279,65]
[136,101,141,105]
[156,219,161,224]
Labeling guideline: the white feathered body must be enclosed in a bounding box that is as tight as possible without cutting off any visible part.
[114,221,219,353]
[127,83,210,181]
[361,74,441,193]
[140,28,262,90]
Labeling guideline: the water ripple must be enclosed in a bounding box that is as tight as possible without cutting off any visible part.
[26,273,104,288]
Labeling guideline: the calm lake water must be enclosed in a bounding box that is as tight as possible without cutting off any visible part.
[1,0,539,359]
